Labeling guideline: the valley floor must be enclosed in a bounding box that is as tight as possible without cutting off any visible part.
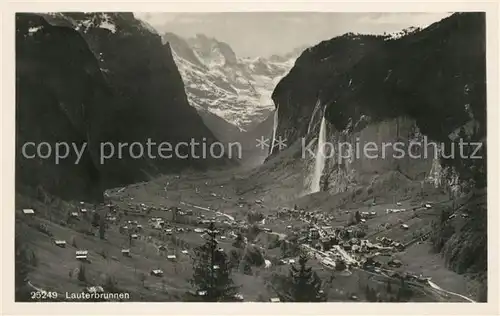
[15,165,481,302]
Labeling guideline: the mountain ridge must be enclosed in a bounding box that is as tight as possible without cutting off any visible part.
[162,32,302,132]
[268,12,486,282]
[16,12,234,202]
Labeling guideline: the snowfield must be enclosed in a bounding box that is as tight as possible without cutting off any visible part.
[165,33,303,131]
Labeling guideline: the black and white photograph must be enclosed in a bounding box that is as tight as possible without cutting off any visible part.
[10,5,493,308]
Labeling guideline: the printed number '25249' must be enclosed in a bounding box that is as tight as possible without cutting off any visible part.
[30,291,58,300]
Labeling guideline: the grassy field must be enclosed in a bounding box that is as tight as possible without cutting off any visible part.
[16,166,475,302]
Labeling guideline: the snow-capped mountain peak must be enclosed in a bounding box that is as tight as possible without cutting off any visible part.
[163,33,302,131]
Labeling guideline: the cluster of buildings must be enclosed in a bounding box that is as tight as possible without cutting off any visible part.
[276,207,337,226]
[270,204,418,274]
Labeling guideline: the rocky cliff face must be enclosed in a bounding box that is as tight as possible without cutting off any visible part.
[16,13,232,202]
[162,32,301,132]
[272,12,486,191]
[269,12,486,282]
[160,32,299,166]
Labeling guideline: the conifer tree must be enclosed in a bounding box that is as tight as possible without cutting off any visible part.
[189,222,239,302]
[91,212,100,228]
[279,254,326,302]
[99,216,106,240]
[232,232,244,248]
[355,211,362,223]
[365,285,377,302]
[15,237,33,301]
[386,280,393,294]
[396,278,413,302]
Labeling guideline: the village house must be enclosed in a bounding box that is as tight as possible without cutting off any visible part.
[150,269,164,277]
[75,250,88,261]
[22,209,35,215]
[54,240,66,248]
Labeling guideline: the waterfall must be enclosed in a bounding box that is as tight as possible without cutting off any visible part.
[309,116,327,193]
[307,99,322,135]
[270,107,279,155]
[428,155,443,188]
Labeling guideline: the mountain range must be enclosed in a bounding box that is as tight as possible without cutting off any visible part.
[15,12,234,201]
[14,11,487,302]
[267,12,486,280]
[162,32,304,132]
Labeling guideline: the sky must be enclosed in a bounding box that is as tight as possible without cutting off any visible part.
[134,12,452,58]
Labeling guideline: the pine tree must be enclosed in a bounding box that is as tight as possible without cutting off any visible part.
[189,222,239,302]
[365,285,377,302]
[99,217,106,240]
[232,232,244,248]
[386,280,393,293]
[91,212,100,228]
[280,254,326,302]
[15,237,33,301]
[396,279,413,302]
[355,211,362,223]
[78,263,87,282]
[228,249,241,269]
[172,207,177,222]
[280,240,288,257]
[242,260,253,275]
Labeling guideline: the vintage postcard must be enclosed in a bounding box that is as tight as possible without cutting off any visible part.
[2,1,498,315]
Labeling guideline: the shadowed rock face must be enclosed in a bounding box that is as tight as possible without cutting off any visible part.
[16,13,234,202]
[271,13,486,188]
[266,12,486,283]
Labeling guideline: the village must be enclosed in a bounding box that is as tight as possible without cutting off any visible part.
[16,170,475,303]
